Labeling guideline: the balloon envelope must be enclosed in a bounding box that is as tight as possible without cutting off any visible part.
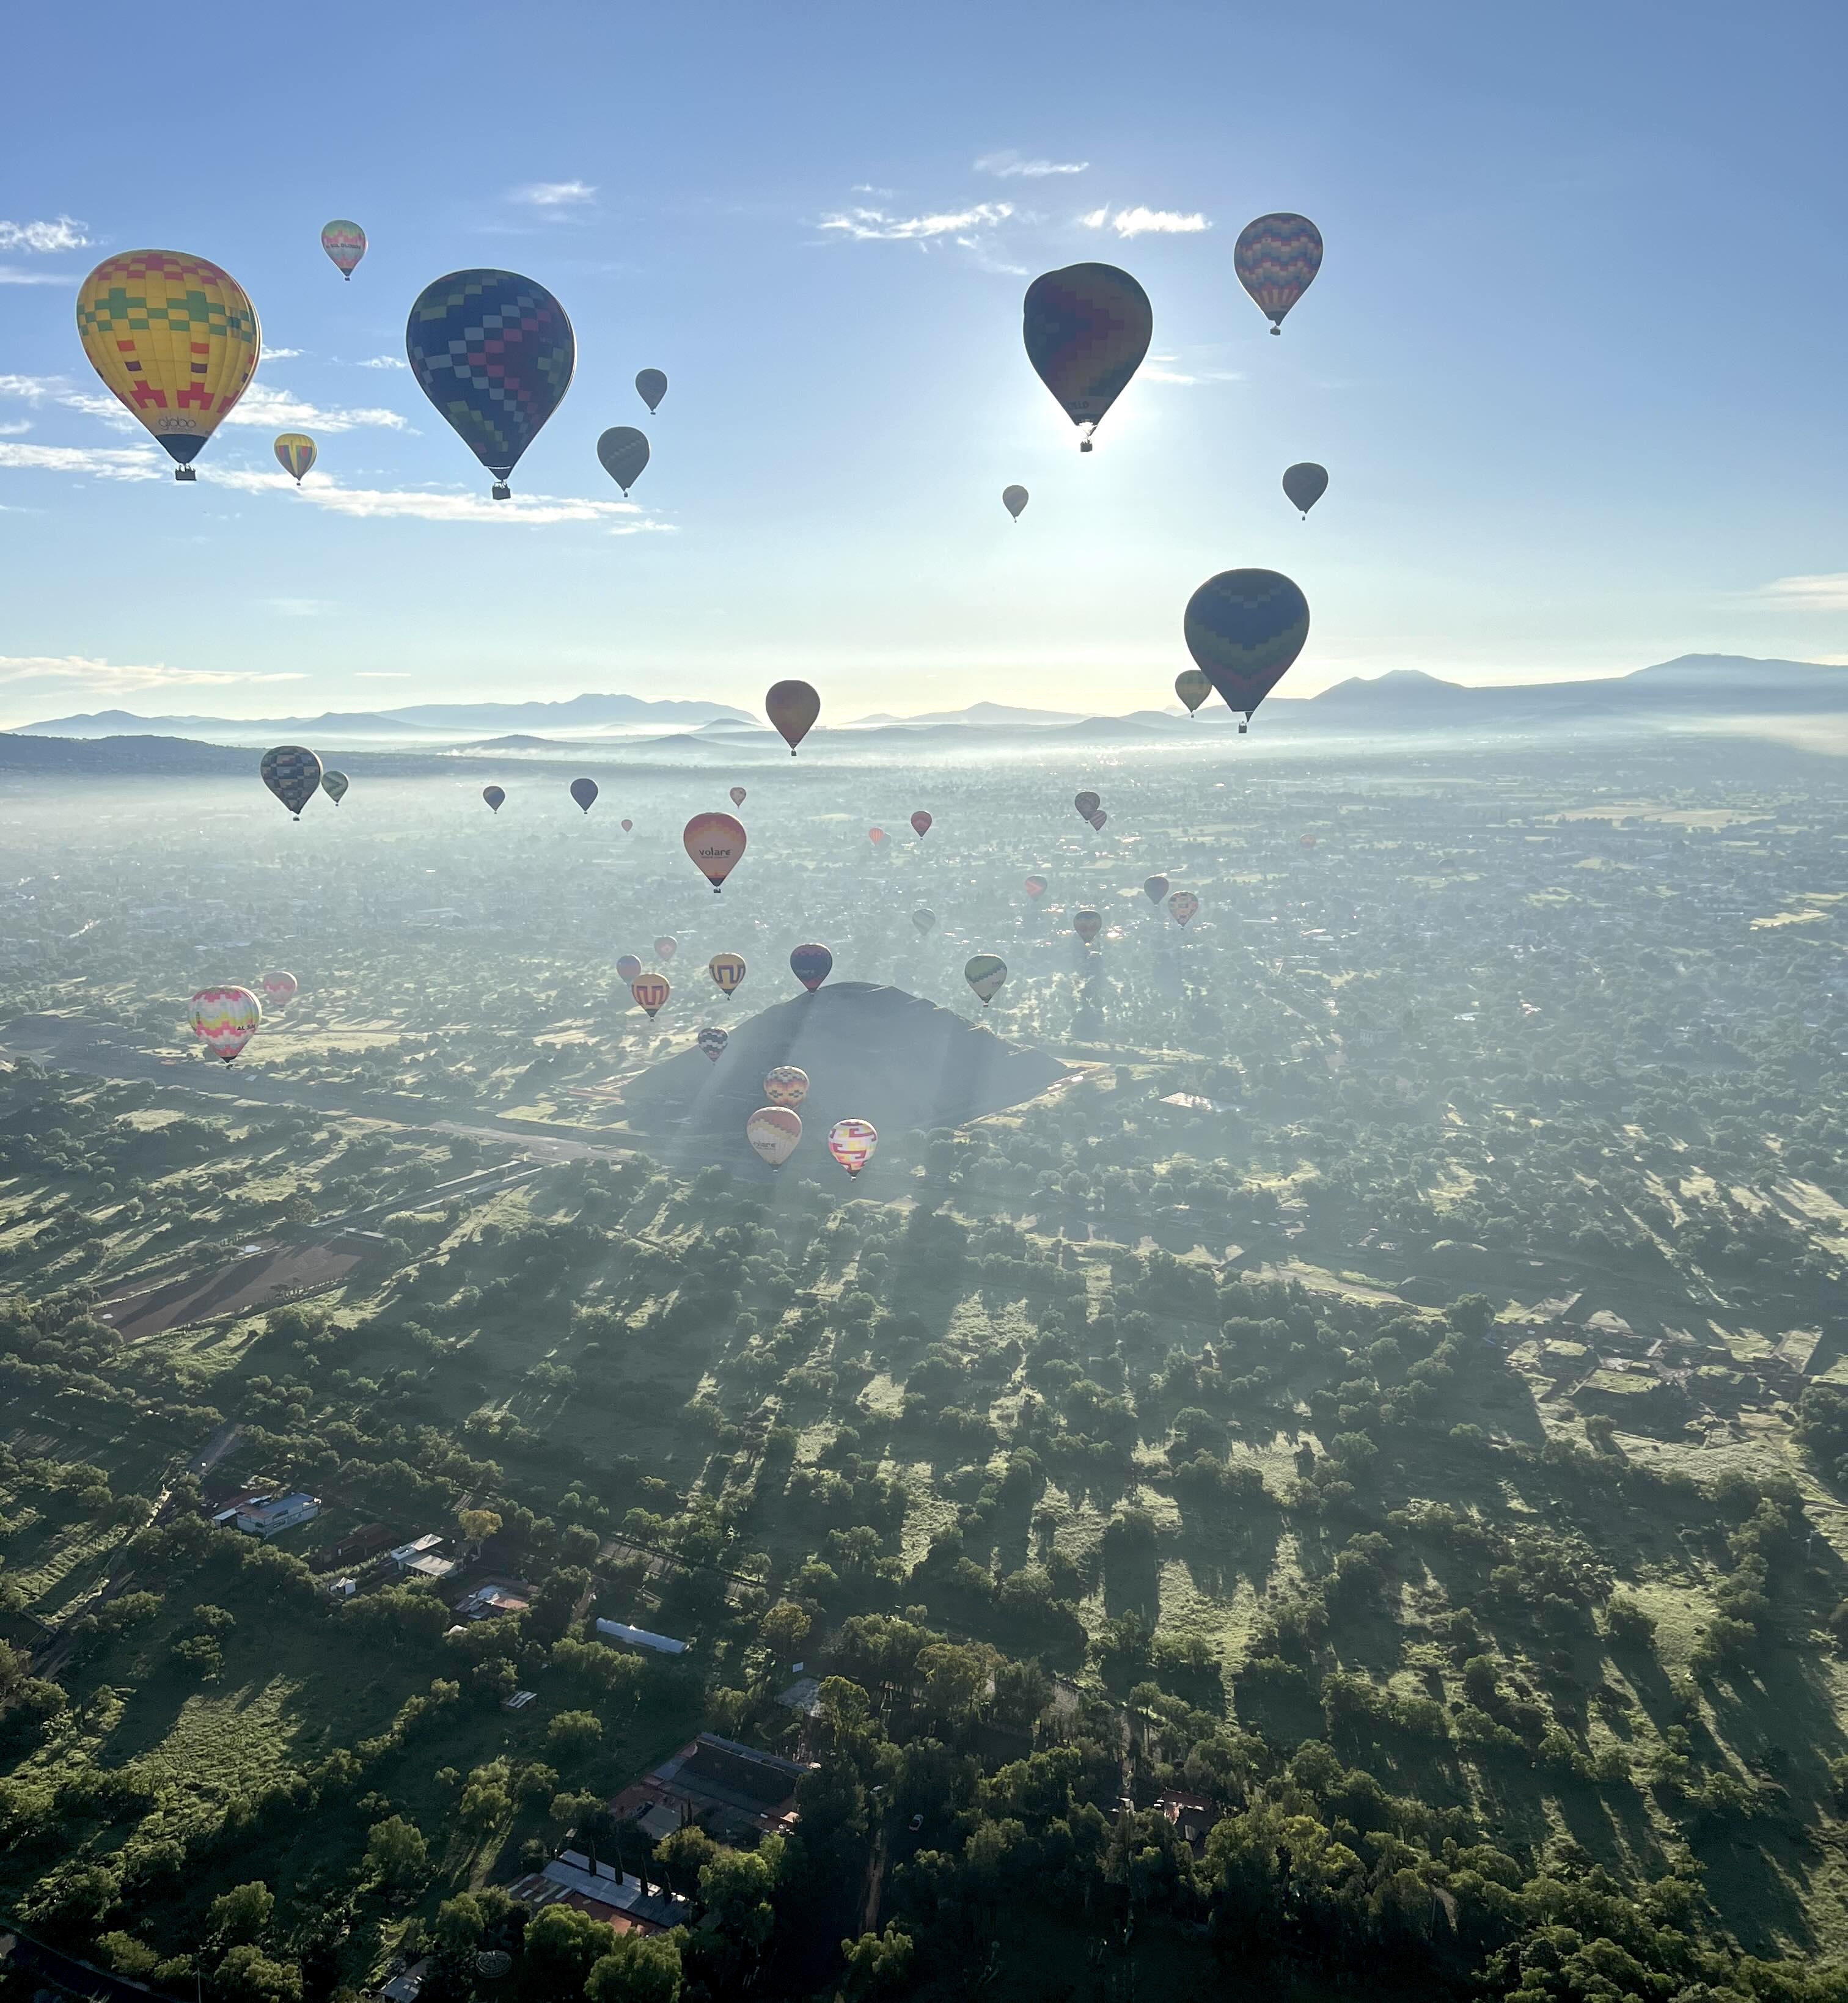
[260,745,322,819]
[321,221,366,279]
[571,777,599,813]
[1073,910,1102,945]
[1234,213,1323,331]
[1175,668,1212,716]
[911,810,932,838]
[790,942,833,992]
[766,679,820,755]
[1184,569,1310,728]
[405,270,574,495]
[636,368,667,414]
[1143,875,1169,904]
[1282,462,1329,515]
[763,1066,809,1107]
[190,986,261,1063]
[1025,876,1047,901]
[1301,833,1318,850]
[654,936,677,961]
[1002,484,1028,519]
[483,785,506,813]
[912,907,936,934]
[630,975,669,1019]
[697,1027,728,1063]
[684,811,746,892]
[616,954,643,983]
[747,1105,802,1166]
[77,251,260,474]
[621,818,632,832]
[1023,263,1152,448]
[965,953,1008,1005]
[730,786,747,807]
[827,1118,879,1178]
[1090,811,1109,831]
[274,433,316,483]
[1074,791,1099,820]
[868,827,887,846]
[259,972,298,1010]
[596,425,649,494]
[1168,891,1200,927]
[320,770,350,804]
[710,951,747,996]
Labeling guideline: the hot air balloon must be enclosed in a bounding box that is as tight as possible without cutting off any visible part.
[631,975,669,1019]
[913,908,936,934]
[616,954,643,983]
[620,818,632,832]
[684,811,746,893]
[571,777,599,813]
[654,936,678,962]
[1283,462,1328,516]
[911,811,932,838]
[868,827,887,847]
[1091,811,1109,832]
[1143,875,1169,904]
[790,943,832,992]
[321,221,366,280]
[965,954,1008,1006]
[1300,833,1318,851]
[483,785,506,813]
[1003,484,1028,520]
[709,951,747,998]
[596,426,649,494]
[405,270,574,498]
[636,368,667,414]
[259,972,298,1011]
[274,433,316,483]
[763,1066,809,1107]
[1175,668,1212,718]
[1025,876,1047,901]
[260,746,322,819]
[190,986,261,1063]
[827,1118,878,1179]
[1234,213,1322,333]
[729,786,747,807]
[1183,568,1310,733]
[1168,891,1200,927]
[1023,263,1152,451]
[1073,910,1102,947]
[747,1105,802,1167]
[697,1027,728,1063]
[321,770,350,805]
[766,680,820,756]
[76,251,260,480]
[1074,791,1100,821]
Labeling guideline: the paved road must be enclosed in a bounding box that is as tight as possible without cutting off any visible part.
[1,1013,630,1164]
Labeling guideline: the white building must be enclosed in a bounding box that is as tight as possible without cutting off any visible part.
[216,1493,320,1539]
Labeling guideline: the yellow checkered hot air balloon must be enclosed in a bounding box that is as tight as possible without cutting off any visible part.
[76,251,260,482]
[274,433,316,483]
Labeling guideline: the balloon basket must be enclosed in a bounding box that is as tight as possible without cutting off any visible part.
[492,482,511,500]
[1079,441,1093,453]
[175,467,196,483]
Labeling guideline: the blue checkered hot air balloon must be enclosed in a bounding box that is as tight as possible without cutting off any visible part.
[1182,570,1310,733]
[1022,264,1152,452]
[1234,214,1323,334]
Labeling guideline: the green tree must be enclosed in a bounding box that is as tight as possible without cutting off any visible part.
[519,1903,615,2003]
[548,1708,603,1757]
[213,1946,302,2003]
[583,1933,683,2003]
[208,1881,274,1946]
[840,1923,913,1999]
[365,1815,428,1888]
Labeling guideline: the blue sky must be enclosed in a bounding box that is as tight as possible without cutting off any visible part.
[3,0,1847,725]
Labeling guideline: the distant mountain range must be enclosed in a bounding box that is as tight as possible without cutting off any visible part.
[6,657,1846,769]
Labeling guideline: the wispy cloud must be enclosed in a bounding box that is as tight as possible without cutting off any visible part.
[821,202,1014,242]
[0,216,91,254]
[0,420,30,436]
[356,671,413,678]
[976,150,1087,178]
[264,598,331,618]
[512,180,596,208]
[850,184,895,197]
[1080,204,1211,237]
[0,266,78,286]
[0,654,304,695]
[211,465,657,527]
[1757,573,1848,610]
[222,382,408,433]
[0,440,163,481]
[265,346,304,360]
[356,354,409,370]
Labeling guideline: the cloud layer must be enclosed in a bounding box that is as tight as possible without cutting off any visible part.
[1080,205,1211,237]
[822,202,1014,241]
[975,151,1088,178]
[0,653,305,695]
[1758,573,1848,610]
[0,216,91,253]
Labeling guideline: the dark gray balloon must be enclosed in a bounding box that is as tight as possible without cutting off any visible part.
[1002,483,1028,521]
[1282,461,1328,516]
[597,427,650,495]
[635,368,667,413]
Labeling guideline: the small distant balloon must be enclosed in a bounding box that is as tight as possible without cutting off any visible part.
[274,433,316,483]
[483,785,506,813]
[827,1117,878,1179]
[321,221,367,280]
[1234,213,1323,333]
[709,952,747,997]
[636,368,667,414]
[1003,484,1028,521]
[654,936,678,962]
[260,745,322,820]
[790,942,833,993]
[1184,568,1310,733]
[320,771,350,805]
[1023,263,1153,451]
[1300,833,1318,851]
[911,810,932,838]
[1175,668,1212,718]
[630,975,670,1019]
[697,1027,728,1063]
[766,680,820,756]
[190,986,262,1063]
[616,954,643,983]
[259,971,298,1011]
[912,908,936,934]
[747,1105,802,1167]
[1074,791,1100,821]
[868,827,887,847]
[1143,875,1169,905]
[965,954,1008,1006]
[1090,811,1109,832]
[620,818,633,832]
[763,1066,809,1107]
[730,786,747,807]
[1282,463,1328,517]
[1168,891,1200,927]
[571,777,599,814]
[1025,876,1047,901]
[684,811,746,893]
[1073,910,1102,947]
[596,425,649,494]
